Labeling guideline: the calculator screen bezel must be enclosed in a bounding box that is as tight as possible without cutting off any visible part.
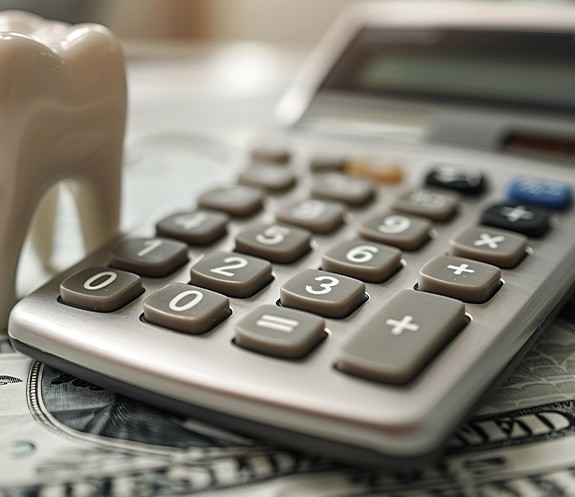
[320,28,575,115]
[275,1,575,126]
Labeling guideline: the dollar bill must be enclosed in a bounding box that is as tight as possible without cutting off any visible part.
[1,299,574,497]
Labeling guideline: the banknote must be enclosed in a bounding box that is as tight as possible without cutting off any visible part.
[1,298,574,497]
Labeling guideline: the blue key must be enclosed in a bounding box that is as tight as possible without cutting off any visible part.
[507,177,572,210]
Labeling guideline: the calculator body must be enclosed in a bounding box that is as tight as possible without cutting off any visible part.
[9,1,575,466]
[277,0,575,161]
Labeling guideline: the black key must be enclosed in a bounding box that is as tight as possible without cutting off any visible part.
[425,165,486,195]
[480,202,551,237]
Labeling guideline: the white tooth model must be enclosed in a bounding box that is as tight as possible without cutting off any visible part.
[0,11,127,330]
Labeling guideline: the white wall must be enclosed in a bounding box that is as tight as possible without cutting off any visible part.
[209,0,357,44]
[102,0,357,44]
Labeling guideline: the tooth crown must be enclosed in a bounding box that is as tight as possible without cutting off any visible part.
[0,11,127,330]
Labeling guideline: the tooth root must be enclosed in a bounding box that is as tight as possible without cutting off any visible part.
[0,12,126,330]
[71,143,123,252]
[29,187,59,270]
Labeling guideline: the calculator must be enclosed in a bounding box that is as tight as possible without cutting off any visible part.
[8,1,575,467]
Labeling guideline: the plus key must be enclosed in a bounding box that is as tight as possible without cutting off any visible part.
[386,315,419,335]
[418,255,501,303]
[337,290,467,383]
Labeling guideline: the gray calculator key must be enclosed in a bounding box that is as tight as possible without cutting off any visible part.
[109,237,189,277]
[238,165,296,192]
[235,305,325,359]
[276,198,345,234]
[197,185,264,217]
[251,147,291,165]
[450,227,528,268]
[60,267,143,312]
[309,155,346,171]
[419,255,501,303]
[311,173,374,206]
[280,269,366,318]
[156,210,228,245]
[337,290,466,383]
[190,250,273,298]
[235,223,311,263]
[358,212,431,250]
[322,239,402,283]
[143,283,231,334]
[393,189,458,221]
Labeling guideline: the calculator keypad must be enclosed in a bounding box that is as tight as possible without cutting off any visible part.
[50,150,573,393]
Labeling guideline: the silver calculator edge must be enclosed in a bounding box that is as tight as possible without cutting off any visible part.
[8,133,575,466]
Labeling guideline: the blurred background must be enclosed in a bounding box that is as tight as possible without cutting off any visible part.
[3,0,575,45]
[0,0,357,45]
[2,1,573,54]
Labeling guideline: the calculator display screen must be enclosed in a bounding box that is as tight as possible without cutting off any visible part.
[321,28,575,113]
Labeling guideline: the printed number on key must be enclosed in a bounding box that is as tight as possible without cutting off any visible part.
[210,257,249,277]
[306,276,340,295]
[255,226,290,245]
[378,215,411,234]
[346,245,378,264]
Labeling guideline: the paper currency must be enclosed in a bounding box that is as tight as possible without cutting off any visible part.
[1,299,574,496]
